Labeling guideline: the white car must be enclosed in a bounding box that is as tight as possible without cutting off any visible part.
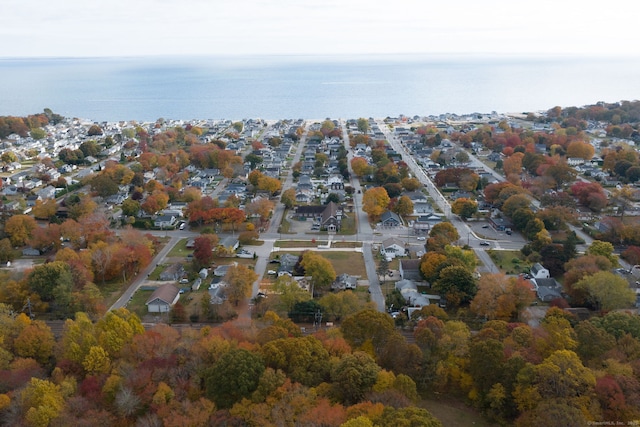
[267,270,277,275]
[416,236,426,241]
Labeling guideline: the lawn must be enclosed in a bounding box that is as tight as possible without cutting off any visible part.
[488,249,531,275]
[274,240,361,249]
[167,238,193,257]
[272,250,367,278]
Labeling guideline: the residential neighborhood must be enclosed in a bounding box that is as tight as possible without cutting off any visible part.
[2,104,640,425]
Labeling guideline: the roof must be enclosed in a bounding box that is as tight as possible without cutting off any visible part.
[380,210,402,224]
[382,237,405,248]
[400,259,421,271]
[321,201,339,223]
[531,263,547,274]
[146,284,180,305]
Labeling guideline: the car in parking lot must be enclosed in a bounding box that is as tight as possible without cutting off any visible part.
[480,241,490,246]
[267,270,277,275]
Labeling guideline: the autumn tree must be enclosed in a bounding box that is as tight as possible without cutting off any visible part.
[566,140,595,160]
[260,336,330,387]
[224,263,257,305]
[4,214,37,246]
[257,175,282,195]
[245,198,274,223]
[31,199,58,220]
[470,274,534,321]
[586,240,618,266]
[362,187,390,220]
[280,188,296,209]
[392,195,414,217]
[401,177,421,191]
[427,222,460,252]
[574,271,636,311]
[300,251,336,295]
[451,198,478,219]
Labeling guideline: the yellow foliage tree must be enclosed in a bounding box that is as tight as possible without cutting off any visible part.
[362,187,390,220]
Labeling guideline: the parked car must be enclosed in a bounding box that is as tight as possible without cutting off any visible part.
[267,270,277,275]
[416,236,426,241]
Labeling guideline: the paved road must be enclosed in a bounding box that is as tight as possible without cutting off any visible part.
[377,120,500,273]
[110,235,182,310]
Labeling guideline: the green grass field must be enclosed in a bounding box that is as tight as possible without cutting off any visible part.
[488,249,531,275]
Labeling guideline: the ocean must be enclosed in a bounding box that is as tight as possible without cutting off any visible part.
[1,55,639,122]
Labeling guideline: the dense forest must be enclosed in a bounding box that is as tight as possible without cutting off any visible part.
[0,304,639,426]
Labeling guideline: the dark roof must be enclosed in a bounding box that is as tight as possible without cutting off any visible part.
[296,205,325,215]
[400,259,421,271]
[380,210,402,224]
[321,201,339,223]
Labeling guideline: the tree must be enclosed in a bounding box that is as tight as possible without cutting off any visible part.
[300,251,336,295]
[340,309,396,356]
[224,264,257,305]
[27,261,73,302]
[204,348,265,408]
[87,124,103,136]
[392,195,414,217]
[120,198,140,217]
[21,378,65,427]
[574,271,636,311]
[30,128,47,140]
[470,274,534,321]
[0,238,15,263]
[4,214,37,246]
[433,265,476,307]
[351,157,371,177]
[451,198,478,219]
[586,240,618,266]
[401,177,421,191]
[260,336,330,387]
[566,140,595,160]
[331,351,380,405]
[257,175,282,195]
[362,187,390,220]
[271,275,311,313]
[377,257,389,281]
[502,194,531,218]
[280,188,296,209]
[90,174,119,197]
[245,198,274,223]
[31,199,58,220]
[13,321,55,365]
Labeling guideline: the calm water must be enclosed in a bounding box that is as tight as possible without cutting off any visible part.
[1,55,639,122]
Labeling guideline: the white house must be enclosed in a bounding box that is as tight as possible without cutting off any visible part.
[145,284,180,313]
[530,263,550,279]
[380,237,407,260]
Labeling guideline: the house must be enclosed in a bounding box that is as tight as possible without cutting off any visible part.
[380,211,402,227]
[399,259,422,280]
[22,247,41,257]
[331,273,357,291]
[320,201,342,232]
[395,279,431,308]
[218,236,239,253]
[213,263,236,277]
[159,263,185,281]
[154,214,177,228]
[145,284,180,313]
[530,263,550,279]
[380,238,407,260]
[276,253,300,277]
[530,278,562,302]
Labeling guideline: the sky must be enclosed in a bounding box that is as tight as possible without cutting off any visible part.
[2,0,640,58]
